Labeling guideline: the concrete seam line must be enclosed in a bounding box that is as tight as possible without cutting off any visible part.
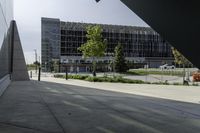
[0,122,58,133]
[32,81,67,133]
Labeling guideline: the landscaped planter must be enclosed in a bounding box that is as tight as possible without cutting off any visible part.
[193,71,200,82]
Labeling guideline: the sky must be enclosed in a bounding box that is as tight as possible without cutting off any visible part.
[14,0,148,64]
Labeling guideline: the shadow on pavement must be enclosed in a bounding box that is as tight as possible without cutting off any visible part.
[0,80,200,133]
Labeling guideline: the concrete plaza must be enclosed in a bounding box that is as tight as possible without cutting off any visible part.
[36,76,200,104]
[0,79,200,133]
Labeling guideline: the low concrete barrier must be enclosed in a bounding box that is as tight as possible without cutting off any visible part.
[0,75,11,96]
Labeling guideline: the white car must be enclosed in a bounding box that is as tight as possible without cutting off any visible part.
[159,64,176,69]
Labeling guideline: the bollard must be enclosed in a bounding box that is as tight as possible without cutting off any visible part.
[65,67,68,80]
[93,71,96,77]
[30,71,32,78]
[38,67,41,81]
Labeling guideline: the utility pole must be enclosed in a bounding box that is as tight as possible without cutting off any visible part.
[34,49,38,74]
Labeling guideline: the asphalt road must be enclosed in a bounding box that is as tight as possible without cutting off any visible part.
[0,81,200,133]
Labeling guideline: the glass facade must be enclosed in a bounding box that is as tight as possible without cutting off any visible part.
[0,0,13,79]
[42,18,174,72]
[59,24,172,58]
[41,18,61,72]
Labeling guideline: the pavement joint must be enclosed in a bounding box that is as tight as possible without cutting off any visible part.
[0,122,59,133]
[32,81,67,133]
[145,99,200,119]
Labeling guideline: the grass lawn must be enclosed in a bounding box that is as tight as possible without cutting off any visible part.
[126,69,187,77]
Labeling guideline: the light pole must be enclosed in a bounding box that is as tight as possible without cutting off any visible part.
[38,56,41,65]
[38,55,41,81]
[34,49,38,74]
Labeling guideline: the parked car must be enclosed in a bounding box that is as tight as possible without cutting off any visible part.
[159,64,176,69]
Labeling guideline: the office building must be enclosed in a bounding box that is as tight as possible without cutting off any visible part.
[41,17,174,72]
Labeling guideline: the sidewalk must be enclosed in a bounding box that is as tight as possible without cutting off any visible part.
[0,81,64,133]
[1,80,200,132]
[35,76,200,104]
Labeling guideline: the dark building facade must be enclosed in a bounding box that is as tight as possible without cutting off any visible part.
[0,0,13,78]
[0,0,29,94]
[42,17,174,72]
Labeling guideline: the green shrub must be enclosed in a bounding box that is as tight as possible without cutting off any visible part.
[192,83,199,86]
[173,82,182,86]
[84,76,144,84]
[54,74,89,80]
[103,74,108,78]
[68,75,89,80]
[54,74,65,78]
[145,82,151,84]
[152,82,164,85]
[126,79,144,84]
[85,76,99,82]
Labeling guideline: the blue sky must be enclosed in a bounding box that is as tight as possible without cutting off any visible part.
[14,0,148,64]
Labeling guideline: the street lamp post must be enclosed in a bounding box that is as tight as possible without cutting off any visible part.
[34,49,38,74]
[38,55,41,81]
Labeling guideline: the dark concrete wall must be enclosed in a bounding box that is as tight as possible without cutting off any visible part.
[0,34,11,78]
[121,0,200,68]
[11,21,29,81]
[0,20,29,83]
[0,75,11,96]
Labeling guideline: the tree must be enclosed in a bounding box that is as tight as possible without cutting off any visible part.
[26,64,35,71]
[33,61,40,66]
[114,43,128,73]
[171,47,191,83]
[171,47,190,66]
[78,25,107,76]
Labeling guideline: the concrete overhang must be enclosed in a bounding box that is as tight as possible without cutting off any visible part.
[117,0,200,68]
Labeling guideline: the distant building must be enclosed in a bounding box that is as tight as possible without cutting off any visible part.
[41,17,174,72]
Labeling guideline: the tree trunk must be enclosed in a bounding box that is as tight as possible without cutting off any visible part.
[92,57,96,77]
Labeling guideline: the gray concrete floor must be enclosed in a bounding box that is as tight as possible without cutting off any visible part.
[0,81,200,133]
[33,76,200,104]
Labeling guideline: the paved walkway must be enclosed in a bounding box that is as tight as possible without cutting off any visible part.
[0,80,200,132]
[35,77,200,104]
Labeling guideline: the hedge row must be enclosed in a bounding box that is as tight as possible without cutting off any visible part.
[85,76,145,84]
[54,74,144,84]
[54,74,89,80]
[54,74,199,86]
